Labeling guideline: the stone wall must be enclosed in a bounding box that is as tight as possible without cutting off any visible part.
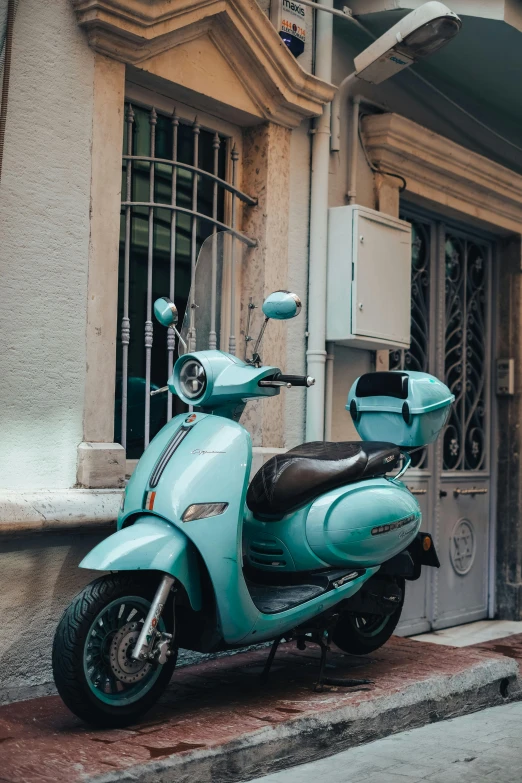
[496,237,522,619]
[0,533,104,704]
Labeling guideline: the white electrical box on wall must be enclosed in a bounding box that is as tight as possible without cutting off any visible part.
[327,205,412,350]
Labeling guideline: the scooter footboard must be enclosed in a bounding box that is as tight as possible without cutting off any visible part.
[80,515,202,611]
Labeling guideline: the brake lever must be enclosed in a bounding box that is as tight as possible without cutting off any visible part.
[258,380,292,388]
[150,386,169,397]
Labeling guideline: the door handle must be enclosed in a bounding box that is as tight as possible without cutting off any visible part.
[453,487,488,497]
[409,488,427,495]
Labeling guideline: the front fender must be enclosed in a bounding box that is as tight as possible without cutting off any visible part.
[80,515,202,611]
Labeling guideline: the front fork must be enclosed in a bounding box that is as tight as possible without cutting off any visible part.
[132,574,176,664]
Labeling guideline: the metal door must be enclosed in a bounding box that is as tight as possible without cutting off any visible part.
[393,211,494,633]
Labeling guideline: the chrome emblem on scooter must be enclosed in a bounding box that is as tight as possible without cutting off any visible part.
[371,513,417,536]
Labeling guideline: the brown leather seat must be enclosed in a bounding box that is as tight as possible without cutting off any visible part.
[246,441,400,519]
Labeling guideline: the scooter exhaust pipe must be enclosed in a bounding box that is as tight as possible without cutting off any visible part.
[132,575,175,661]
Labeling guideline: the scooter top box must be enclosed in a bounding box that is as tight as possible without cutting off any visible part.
[347,371,454,448]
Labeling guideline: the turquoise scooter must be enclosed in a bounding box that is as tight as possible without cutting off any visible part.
[53,232,453,727]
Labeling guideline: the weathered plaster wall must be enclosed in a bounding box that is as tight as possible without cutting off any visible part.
[0,0,95,489]
[0,0,100,699]
[0,534,104,703]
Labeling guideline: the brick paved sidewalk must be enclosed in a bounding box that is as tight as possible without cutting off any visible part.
[473,632,522,663]
[0,637,517,783]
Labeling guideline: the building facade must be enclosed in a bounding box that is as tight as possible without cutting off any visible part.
[1,0,522,701]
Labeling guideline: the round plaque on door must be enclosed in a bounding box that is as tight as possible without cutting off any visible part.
[450,518,475,576]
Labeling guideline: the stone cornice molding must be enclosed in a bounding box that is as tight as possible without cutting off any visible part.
[72,0,336,127]
[362,112,522,234]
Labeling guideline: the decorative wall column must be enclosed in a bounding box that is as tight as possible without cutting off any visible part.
[77,53,126,489]
[496,236,522,619]
[240,122,292,448]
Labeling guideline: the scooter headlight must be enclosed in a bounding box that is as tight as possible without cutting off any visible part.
[179,359,207,400]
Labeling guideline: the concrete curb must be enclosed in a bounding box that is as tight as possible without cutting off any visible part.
[86,656,518,783]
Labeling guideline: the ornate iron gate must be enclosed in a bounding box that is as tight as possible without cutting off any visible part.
[395,210,494,634]
[115,102,256,458]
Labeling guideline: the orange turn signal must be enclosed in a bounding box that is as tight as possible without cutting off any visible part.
[422,535,432,552]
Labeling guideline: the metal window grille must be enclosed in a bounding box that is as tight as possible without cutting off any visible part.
[390,215,432,470]
[443,232,491,472]
[116,103,256,458]
[391,214,492,473]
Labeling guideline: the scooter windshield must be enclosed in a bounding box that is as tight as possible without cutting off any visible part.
[179,230,251,354]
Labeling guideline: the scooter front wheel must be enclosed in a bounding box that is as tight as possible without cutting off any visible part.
[52,573,177,727]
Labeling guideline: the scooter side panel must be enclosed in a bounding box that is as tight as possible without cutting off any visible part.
[306,478,421,567]
[244,480,421,573]
[80,516,202,610]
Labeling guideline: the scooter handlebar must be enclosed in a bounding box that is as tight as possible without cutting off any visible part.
[259,373,315,388]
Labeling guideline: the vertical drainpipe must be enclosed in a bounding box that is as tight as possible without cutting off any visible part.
[324,342,335,440]
[323,88,359,437]
[305,0,333,442]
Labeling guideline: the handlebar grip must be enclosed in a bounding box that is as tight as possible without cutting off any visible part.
[273,374,315,387]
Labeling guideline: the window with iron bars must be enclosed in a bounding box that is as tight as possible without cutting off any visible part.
[115,102,256,458]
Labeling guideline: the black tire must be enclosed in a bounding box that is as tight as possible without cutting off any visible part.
[332,579,404,655]
[52,573,177,727]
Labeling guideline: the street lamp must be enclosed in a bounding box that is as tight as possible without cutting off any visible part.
[354,2,461,84]
[331,2,462,149]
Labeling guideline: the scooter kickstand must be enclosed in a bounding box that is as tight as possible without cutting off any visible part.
[314,633,330,693]
[260,635,283,684]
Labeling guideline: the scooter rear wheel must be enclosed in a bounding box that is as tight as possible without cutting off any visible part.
[332,580,404,655]
[52,573,177,727]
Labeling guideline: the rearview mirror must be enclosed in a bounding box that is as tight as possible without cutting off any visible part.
[262,291,302,321]
[154,297,178,327]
